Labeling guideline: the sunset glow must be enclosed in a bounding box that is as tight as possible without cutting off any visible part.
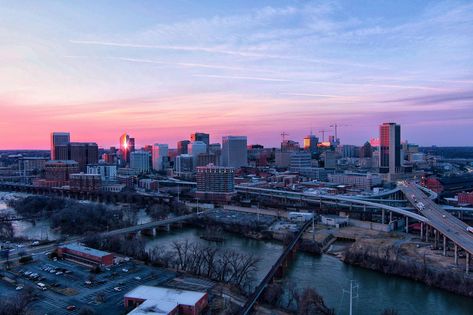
[1,1,472,149]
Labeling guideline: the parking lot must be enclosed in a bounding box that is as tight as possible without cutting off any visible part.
[2,253,178,314]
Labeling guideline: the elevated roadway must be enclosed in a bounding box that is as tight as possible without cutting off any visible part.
[400,181,473,271]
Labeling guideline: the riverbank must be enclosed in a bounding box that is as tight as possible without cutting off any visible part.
[341,238,473,297]
[195,209,323,255]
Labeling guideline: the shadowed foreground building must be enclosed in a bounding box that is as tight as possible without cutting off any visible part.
[33,160,80,188]
[124,286,208,315]
[70,173,102,192]
[196,164,235,202]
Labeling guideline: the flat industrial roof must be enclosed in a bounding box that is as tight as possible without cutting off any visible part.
[60,243,111,258]
[125,286,206,314]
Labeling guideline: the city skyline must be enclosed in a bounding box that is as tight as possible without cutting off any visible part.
[1,0,473,149]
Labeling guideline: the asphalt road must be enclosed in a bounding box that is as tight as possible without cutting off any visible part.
[400,181,473,255]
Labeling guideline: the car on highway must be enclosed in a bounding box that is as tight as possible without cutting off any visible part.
[113,287,122,292]
[467,227,473,233]
[416,202,425,210]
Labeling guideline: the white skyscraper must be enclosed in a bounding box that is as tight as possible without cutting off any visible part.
[152,144,169,171]
[221,136,247,168]
[188,141,207,169]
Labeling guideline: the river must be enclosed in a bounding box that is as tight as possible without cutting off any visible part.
[1,194,472,314]
[144,227,473,315]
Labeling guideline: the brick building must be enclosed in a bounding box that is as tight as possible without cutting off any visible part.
[57,243,114,266]
[70,173,102,192]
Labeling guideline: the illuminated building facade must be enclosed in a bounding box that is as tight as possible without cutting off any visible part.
[379,123,401,174]
[119,133,135,166]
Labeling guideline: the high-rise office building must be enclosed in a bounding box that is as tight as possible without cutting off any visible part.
[175,154,193,176]
[50,132,70,160]
[177,140,190,155]
[188,141,207,169]
[196,164,236,201]
[190,132,210,147]
[197,153,219,167]
[221,136,247,168]
[69,142,99,171]
[208,143,221,155]
[379,123,401,174]
[289,152,312,172]
[152,144,169,171]
[54,144,70,160]
[119,133,134,165]
[303,134,319,154]
[130,150,151,173]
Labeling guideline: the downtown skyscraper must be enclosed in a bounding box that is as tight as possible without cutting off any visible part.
[379,122,401,174]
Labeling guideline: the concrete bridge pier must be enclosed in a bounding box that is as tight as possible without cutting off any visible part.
[443,235,447,256]
[466,252,470,274]
[381,209,385,224]
[425,225,430,242]
[454,244,458,265]
[420,223,424,239]
[405,217,409,233]
[434,229,439,249]
[389,211,393,223]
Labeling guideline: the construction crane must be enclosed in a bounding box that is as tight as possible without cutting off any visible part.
[329,123,349,141]
[281,131,289,142]
[318,129,330,142]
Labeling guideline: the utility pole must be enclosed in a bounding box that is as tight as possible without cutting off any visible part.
[343,280,359,315]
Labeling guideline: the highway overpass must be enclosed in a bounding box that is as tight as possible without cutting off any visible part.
[400,181,473,272]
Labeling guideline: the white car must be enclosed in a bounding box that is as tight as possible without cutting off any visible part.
[113,287,122,292]
[134,276,141,281]
[122,268,129,273]
[15,286,24,291]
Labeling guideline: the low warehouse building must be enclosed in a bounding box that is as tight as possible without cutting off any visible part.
[124,286,208,315]
[57,243,114,267]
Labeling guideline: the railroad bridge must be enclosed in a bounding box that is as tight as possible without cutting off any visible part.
[0,183,171,205]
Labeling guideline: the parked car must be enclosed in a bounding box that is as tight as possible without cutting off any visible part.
[66,305,76,311]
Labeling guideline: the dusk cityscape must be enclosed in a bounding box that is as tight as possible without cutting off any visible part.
[1,1,473,315]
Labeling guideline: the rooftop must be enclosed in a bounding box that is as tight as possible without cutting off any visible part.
[60,243,111,258]
[125,286,206,315]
